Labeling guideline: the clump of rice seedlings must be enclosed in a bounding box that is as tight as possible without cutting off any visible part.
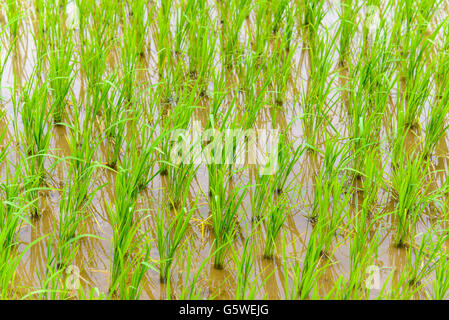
[103,80,128,169]
[5,0,21,41]
[302,0,325,50]
[167,161,197,210]
[405,229,447,287]
[346,28,395,175]
[269,34,296,106]
[107,166,152,298]
[166,245,211,300]
[217,0,251,69]
[263,195,289,259]
[252,170,274,221]
[0,191,40,298]
[431,251,449,299]
[333,200,386,299]
[393,1,438,129]
[185,0,216,95]
[389,153,438,247]
[315,172,352,257]
[360,148,384,215]
[282,227,329,300]
[311,137,353,221]
[232,237,274,299]
[13,77,51,174]
[155,0,173,77]
[301,30,337,151]
[338,0,359,65]
[209,165,247,269]
[77,0,116,94]
[273,131,305,194]
[54,164,101,269]
[422,88,449,159]
[45,0,76,124]
[156,203,194,283]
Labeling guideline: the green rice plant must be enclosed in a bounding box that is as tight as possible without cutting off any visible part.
[75,0,117,105]
[209,165,247,269]
[185,0,216,95]
[155,0,173,77]
[165,245,212,300]
[167,161,198,210]
[338,0,359,65]
[5,0,21,41]
[314,173,352,257]
[155,203,195,283]
[346,31,396,175]
[335,201,386,299]
[361,148,384,215]
[431,251,449,299]
[218,0,252,69]
[252,170,274,221]
[389,153,438,247]
[282,227,329,300]
[232,237,274,299]
[302,0,325,51]
[13,78,51,176]
[422,89,449,158]
[55,165,102,269]
[263,195,289,259]
[405,229,447,287]
[45,0,76,124]
[273,132,305,194]
[301,30,337,150]
[114,237,153,300]
[107,166,147,296]
[269,39,295,106]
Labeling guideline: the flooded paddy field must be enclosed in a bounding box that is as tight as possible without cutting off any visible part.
[1,0,449,299]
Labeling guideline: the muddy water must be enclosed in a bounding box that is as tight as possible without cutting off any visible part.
[1,1,449,299]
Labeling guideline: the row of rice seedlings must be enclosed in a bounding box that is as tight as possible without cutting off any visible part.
[155,203,195,283]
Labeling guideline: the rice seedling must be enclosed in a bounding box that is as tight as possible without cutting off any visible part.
[431,251,449,299]
[232,237,274,299]
[210,165,248,269]
[263,195,289,259]
[155,203,195,283]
